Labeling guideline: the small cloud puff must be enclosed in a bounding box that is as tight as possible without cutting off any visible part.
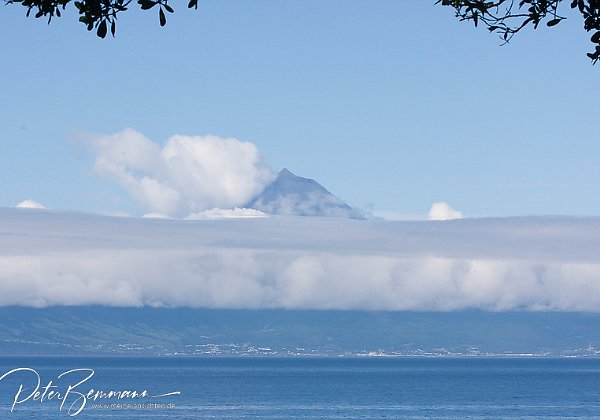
[16,200,45,209]
[428,202,463,221]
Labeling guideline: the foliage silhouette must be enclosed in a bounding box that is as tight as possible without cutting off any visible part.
[6,0,600,62]
[438,0,600,63]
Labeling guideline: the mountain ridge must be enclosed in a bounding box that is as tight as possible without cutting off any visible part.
[1,307,600,356]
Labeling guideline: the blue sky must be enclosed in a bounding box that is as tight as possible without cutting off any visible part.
[1,0,599,218]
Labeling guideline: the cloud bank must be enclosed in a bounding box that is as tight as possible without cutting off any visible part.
[1,209,600,311]
[85,128,275,217]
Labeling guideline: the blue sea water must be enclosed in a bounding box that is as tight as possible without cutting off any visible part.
[1,356,600,418]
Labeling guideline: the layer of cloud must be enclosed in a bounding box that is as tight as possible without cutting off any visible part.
[84,128,275,217]
[2,208,600,311]
[186,208,268,220]
[15,199,45,209]
[371,211,422,221]
[252,192,361,219]
[142,207,268,220]
[428,201,463,221]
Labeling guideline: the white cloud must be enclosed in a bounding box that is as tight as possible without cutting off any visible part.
[84,128,275,217]
[15,199,45,209]
[428,201,463,221]
[2,208,600,311]
[142,212,171,219]
[371,210,422,221]
[186,208,268,220]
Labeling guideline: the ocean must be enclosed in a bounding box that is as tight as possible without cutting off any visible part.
[1,356,600,418]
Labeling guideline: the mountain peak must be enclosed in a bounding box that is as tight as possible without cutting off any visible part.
[246,169,364,219]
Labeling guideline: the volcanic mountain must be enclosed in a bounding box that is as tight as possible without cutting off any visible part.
[246,168,364,219]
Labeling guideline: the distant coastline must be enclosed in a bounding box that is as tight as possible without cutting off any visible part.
[2,307,600,358]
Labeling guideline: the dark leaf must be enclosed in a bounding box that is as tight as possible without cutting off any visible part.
[592,31,600,44]
[97,19,107,38]
[138,0,155,10]
[159,7,166,26]
[187,0,197,9]
[111,20,116,36]
[547,18,561,27]
[164,3,173,13]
